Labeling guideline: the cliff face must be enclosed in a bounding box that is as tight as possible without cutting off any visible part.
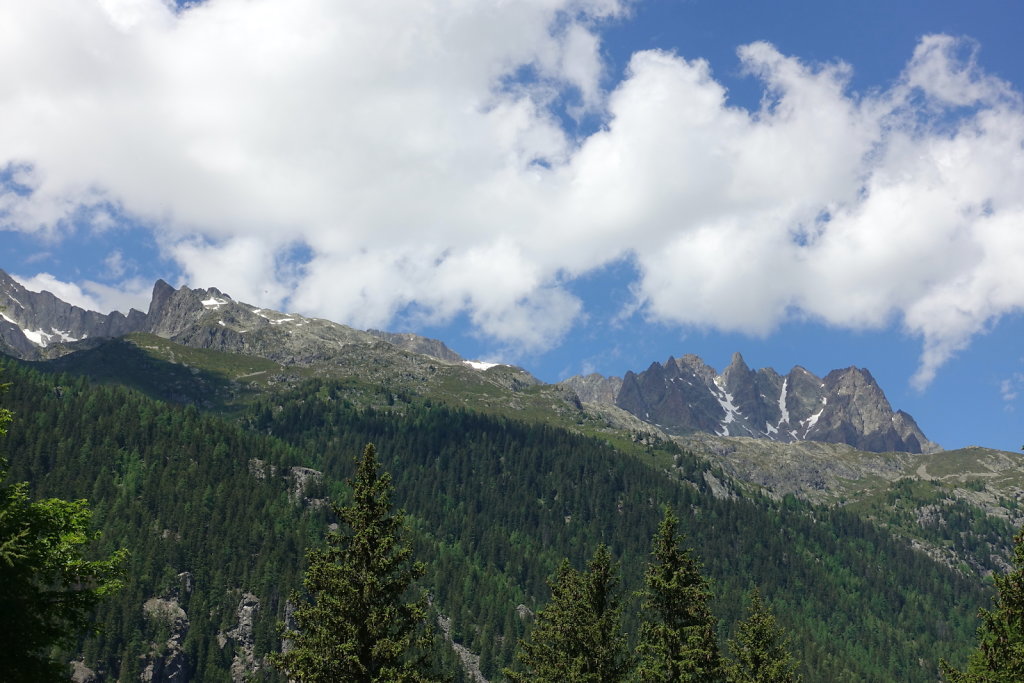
[0,271,461,367]
[568,352,938,454]
[0,270,146,358]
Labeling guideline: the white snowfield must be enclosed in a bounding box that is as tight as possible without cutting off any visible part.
[1,311,78,347]
[463,360,500,371]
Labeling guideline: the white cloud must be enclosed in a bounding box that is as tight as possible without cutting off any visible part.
[2,2,1024,387]
[1000,378,1019,403]
[12,272,151,314]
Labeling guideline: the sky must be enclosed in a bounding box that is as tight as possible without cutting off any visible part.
[2,0,1024,451]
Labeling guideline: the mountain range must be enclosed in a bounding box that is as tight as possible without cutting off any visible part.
[2,267,1023,681]
[0,269,935,455]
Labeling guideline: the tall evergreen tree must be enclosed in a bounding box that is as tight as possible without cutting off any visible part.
[271,443,436,682]
[942,528,1024,682]
[634,507,724,683]
[726,588,801,683]
[507,544,631,682]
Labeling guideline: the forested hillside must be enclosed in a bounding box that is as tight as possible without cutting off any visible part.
[0,358,988,680]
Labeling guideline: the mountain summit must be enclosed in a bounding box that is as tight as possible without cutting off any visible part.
[563,352,939,454]
[0,270,463,368]
[0,269,935,454]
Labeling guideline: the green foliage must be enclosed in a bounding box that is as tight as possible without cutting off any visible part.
[507,544,630,682]
[272,444,437,682]
[634,508,724,683]
[0,374,126,682]
[943,529,1024,682]
[726,588,801,683]
[0,363,990,681]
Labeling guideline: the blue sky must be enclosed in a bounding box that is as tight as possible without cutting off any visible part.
[2,0,1024,451]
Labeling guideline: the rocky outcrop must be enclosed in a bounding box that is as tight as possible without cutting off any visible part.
[140,597,191,682]
[220,592,263,682]
[804,367,939,453]
[287,466,325,507]
[368,329,462,362]
[558,373,622,404]
[567,352,938,454]
[437,614,489,683]
[70,659,97,682]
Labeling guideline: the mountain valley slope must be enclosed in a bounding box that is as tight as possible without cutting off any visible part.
[2,269,1023,680]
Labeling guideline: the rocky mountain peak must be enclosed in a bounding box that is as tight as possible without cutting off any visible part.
[0,269,146,358]
[0,270,464,367]
[573,353,938,454]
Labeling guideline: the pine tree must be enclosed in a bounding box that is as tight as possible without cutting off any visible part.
[942,528,1024,682]
[726,588,801,683]
[634,507,724,682]
[507,544,631,682]
[271,443,436,682]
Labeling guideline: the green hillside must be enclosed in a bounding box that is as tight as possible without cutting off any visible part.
[0,351,993,680]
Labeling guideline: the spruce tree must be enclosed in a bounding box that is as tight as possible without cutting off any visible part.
[942,528,1024,682]
[271,443,435,682]
[634,507,724,682]
[726,588,801,683]
[507,544,631,682]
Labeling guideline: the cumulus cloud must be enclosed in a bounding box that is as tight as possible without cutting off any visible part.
[1,1,1023,382]
[12,272,151,314]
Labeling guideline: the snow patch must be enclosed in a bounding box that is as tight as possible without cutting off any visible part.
[463,360,500,371]
[712,378,741,436]
[765,422,777,435]
[0,312,78,346]
[253,309,293,324]
[21,327,46,345]
[802,397,827,437]
[777,379,790,427]
[51,329,78,343]
[201,296,229,309]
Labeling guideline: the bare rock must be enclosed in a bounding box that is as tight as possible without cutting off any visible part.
[220,592,263,682]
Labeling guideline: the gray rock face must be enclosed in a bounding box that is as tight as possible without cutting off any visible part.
[616,355,726,434]
[221,592,262,682]
[0,270,465,366]
[568,352,938,454]
[557,373,622,404]
[0,270,146,358]
[140,597,191,682]
[368,329,462,362]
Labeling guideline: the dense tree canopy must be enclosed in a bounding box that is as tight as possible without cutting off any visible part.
[0,375,125,681]
[0,362,990,681]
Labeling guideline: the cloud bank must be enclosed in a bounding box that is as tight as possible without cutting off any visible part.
[2,1,1023,387]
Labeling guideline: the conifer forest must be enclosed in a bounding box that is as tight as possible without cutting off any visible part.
[0,352,1020,681]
